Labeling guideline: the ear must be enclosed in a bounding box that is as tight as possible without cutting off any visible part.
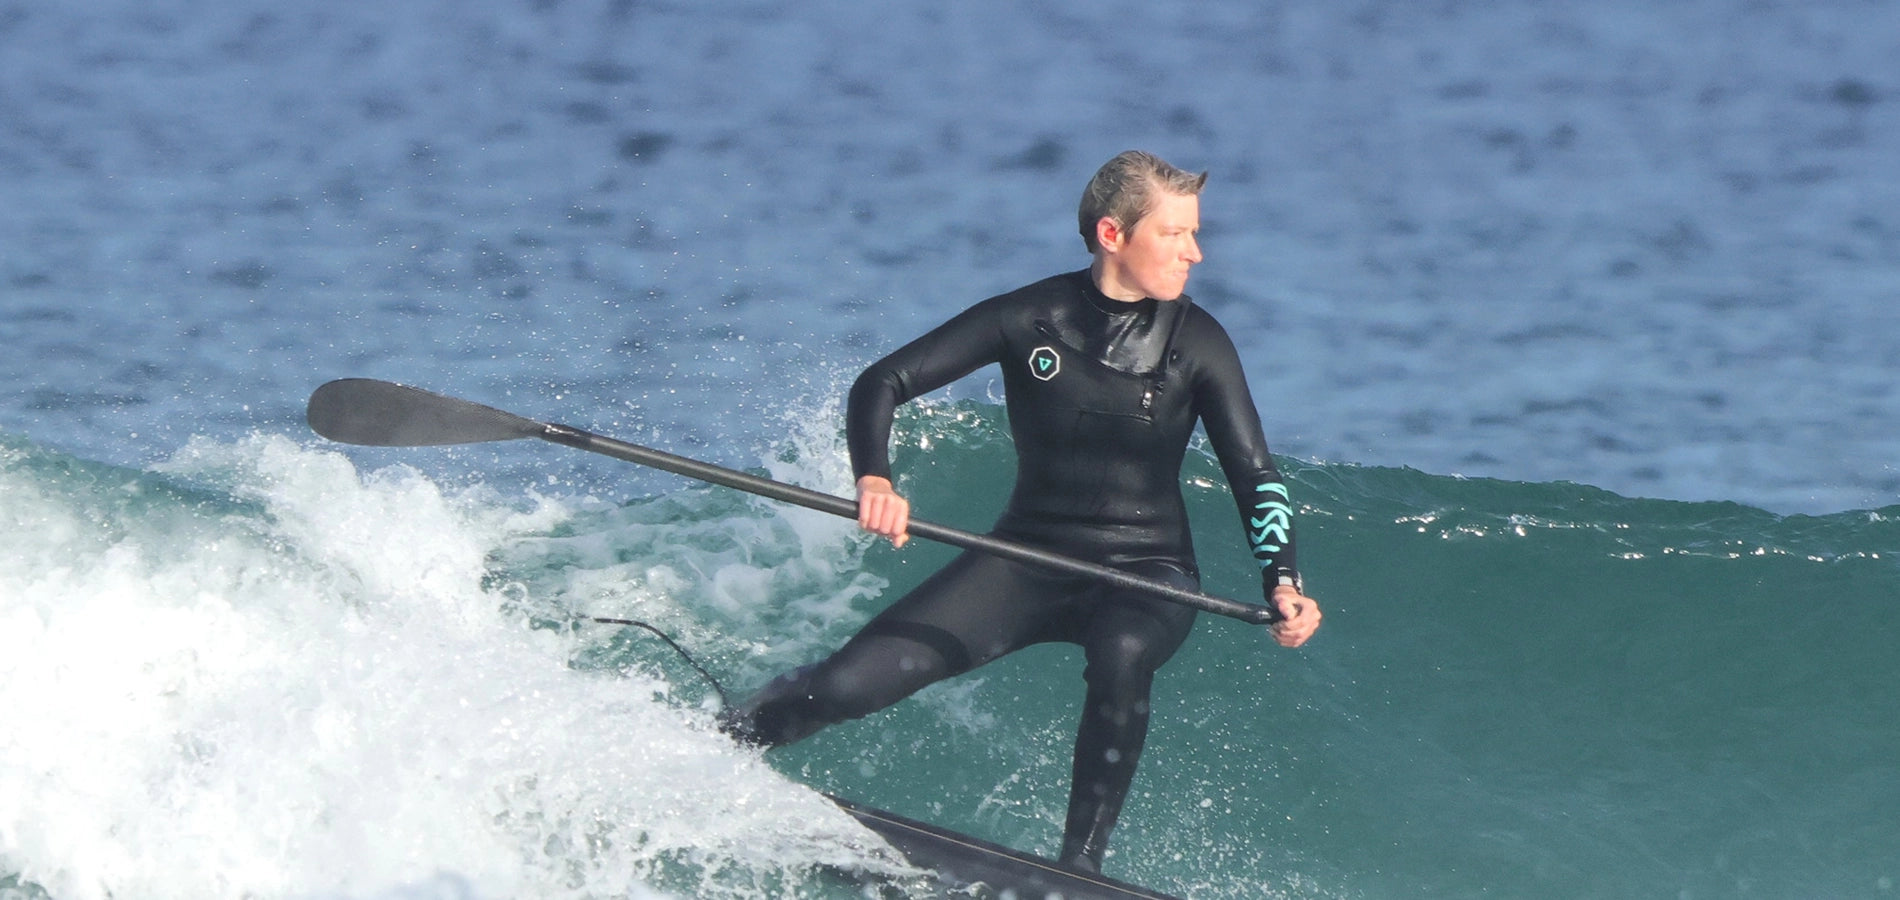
[1094,217,1124,253]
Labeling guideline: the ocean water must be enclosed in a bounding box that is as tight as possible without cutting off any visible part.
[3,0,1899,897]
[4,411,1897,899]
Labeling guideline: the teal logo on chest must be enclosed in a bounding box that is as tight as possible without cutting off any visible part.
[1028,346,1061,381]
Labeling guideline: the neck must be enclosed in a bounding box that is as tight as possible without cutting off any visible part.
[1089,257,1147,303]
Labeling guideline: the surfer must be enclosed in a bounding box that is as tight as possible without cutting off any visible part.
[721,150,1321,872]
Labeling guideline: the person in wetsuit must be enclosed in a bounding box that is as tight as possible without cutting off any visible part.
[720,150,1322,872]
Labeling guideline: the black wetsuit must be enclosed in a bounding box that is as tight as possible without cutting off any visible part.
[724,269,1300,869]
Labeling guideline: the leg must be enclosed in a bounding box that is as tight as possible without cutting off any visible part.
[1058,566,1199,871]
[721,551,1063,747]
[720,622,961,746]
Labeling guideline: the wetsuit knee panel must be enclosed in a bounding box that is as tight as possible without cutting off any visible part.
[1081,633,1165,697]
[804,624,970,722]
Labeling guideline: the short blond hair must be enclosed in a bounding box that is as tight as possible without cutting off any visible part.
[1077,150,1208,252]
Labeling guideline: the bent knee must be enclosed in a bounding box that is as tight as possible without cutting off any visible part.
[803,663,894,721]
[1085,631,1164,682]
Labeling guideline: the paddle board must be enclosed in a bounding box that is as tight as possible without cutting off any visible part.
[829,794,1186,900]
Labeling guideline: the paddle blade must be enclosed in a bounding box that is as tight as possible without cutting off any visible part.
[306,378,544,446]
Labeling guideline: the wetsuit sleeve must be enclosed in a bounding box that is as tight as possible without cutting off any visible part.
[1187,313,1303,594]
[847,298,1008,482]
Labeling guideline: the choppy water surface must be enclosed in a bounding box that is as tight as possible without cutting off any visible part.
[4,1,1899,897]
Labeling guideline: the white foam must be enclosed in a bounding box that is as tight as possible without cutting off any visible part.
[0,437,910,899]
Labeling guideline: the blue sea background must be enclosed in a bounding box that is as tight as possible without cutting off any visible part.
[2,1,1897,898]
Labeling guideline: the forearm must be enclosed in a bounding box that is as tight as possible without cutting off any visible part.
[1235,471,1301,590]
[844,299,1005,482]
[846,365,907,481]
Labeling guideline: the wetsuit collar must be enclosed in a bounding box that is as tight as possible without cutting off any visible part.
[1077,269,1160,317]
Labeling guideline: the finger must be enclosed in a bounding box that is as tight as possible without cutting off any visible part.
[1271,608,1318,647]
[887,499,911,548]
[859,495,911,547]
[888,498,910,536]
[1278,593,1307,621]
[859,494,896,533]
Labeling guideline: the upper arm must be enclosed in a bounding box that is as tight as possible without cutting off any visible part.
[1189,315,1275,474]
[846,296,1011,478]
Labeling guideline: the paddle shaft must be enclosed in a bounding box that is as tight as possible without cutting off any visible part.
[305,378,1280,625]
[536,423,1279,624]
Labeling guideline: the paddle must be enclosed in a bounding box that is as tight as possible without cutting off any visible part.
[305,378,1281,624]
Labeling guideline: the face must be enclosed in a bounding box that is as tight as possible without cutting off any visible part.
[1099,190,1202,301]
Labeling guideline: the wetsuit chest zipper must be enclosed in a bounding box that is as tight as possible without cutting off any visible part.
[1031,318,1174,418]
[1141,304,1187,414]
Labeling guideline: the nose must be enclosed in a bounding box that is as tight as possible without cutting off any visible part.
[1184,235,1202,264]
